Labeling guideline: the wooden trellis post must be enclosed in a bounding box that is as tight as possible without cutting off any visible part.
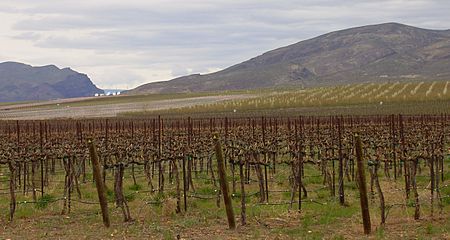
[88,139,110,228]
[355,134,371,235]
[213,133,236,230]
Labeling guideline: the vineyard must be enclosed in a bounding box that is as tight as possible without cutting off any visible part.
[1,115,450,239]
[136,81,450,116]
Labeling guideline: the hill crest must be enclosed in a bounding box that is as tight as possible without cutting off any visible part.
[129,22,450,94]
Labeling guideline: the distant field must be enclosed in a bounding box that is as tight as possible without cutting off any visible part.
[0,92,218,110]
[0,100,34,107]
[0,93,255,120]
[1,81,450,119]
[124,81,450,117]
[0,90,258,110]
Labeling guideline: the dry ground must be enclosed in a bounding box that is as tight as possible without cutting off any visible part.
[0,94,252,120]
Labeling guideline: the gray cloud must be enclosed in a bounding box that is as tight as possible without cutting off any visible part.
[1,0,450,89]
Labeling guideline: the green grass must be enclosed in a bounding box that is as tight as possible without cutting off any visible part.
[128,183,142,191]
[14,204,38,218]
[36,194,56,209]
[376,227,385,240]
[196,186,217,195]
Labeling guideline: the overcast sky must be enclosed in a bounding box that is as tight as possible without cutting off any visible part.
[1,0,450,89]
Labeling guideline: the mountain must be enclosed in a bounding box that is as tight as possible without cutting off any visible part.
[0,62,103,102]
[129,23,450,94]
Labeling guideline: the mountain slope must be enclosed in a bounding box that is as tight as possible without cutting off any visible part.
[0,62,103,102]
[129,23,450,94]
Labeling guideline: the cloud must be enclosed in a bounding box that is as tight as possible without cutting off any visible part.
[170,65,191,77]
[1,0,450,89]
[12,32,41,40]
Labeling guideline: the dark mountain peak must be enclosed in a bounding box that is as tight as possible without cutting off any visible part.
[0,61,32,70]
[377,22,409,27]
[0,62,62,73]
[350,22,417,31]
[0,61,103,102]
[326,22,442,36]
[37,64,59,70]
[0,61,29,66]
